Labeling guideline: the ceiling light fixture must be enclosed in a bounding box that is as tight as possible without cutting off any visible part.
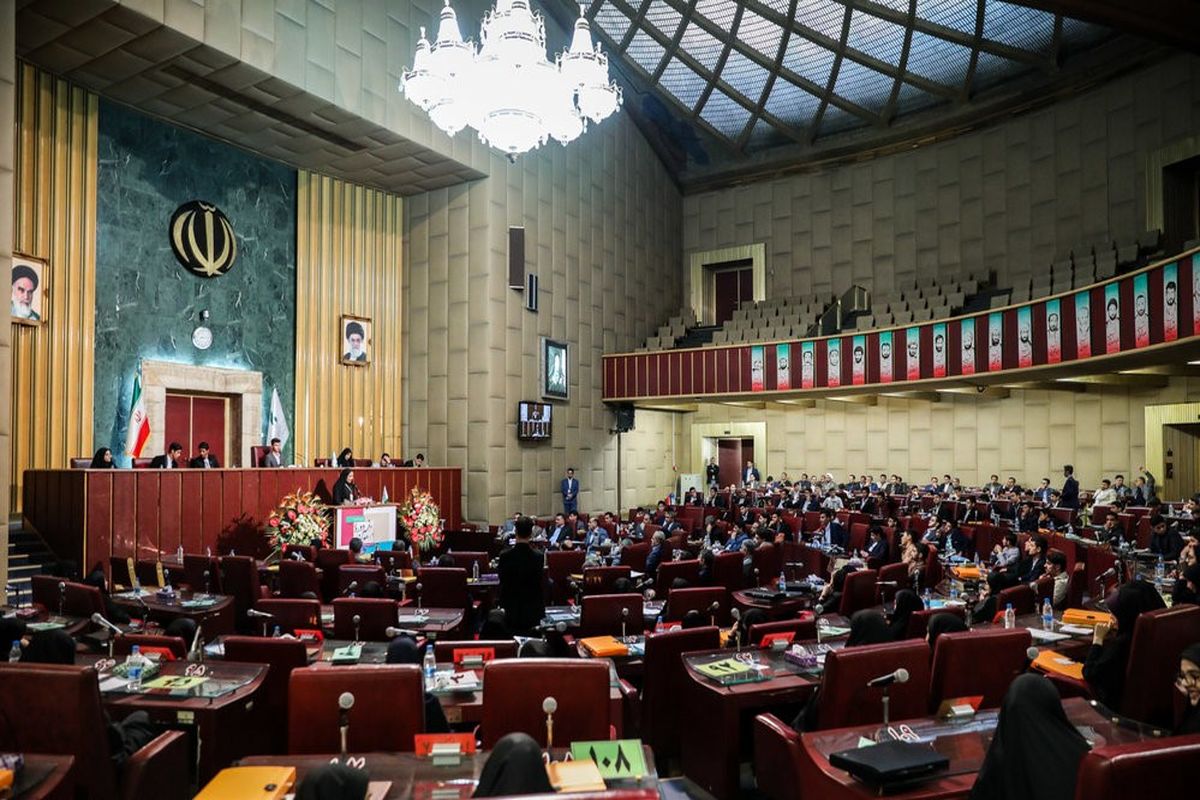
[401,0,622,157]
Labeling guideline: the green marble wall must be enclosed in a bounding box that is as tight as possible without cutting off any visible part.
[94,100,296,463]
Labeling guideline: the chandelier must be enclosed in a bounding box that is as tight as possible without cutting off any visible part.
[401,0,622,157]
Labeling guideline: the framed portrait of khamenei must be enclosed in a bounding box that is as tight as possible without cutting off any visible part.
[11,255,47,326]
[542,338,568,400]
[341,315,371,365]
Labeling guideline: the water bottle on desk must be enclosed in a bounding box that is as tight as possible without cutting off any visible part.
[923,588,932,609]
[8,640,20,663]
[949,583,959,603]
[1155,556,1165,591]
[272,625,282,638]
[422,645,437,688]
[1003,603,1015,630]
[472,560,480,581]
[126,645,145,690]
[778,570,787,593]
[1042,598,1054,631]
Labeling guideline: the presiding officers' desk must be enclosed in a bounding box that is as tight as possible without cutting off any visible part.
[75,654,265,784]
[783,697,1149,800]
[21,467,462,576]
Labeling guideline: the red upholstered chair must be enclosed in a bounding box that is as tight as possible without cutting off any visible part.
[664,586,730,625]
[875,562,911,604]
[373,548,412,575]
[995,583,1036,616]
[580,593,644,637]
[814,640,933,730]
[287,665,424,754]
[1034,575,1055,606]
[655,560,701,597]
[711,551,746,592]
[750,544,782,584]
[547,550,586,603]
[315,548,353,601]
[0,663,189,800]
[619,542,651,572]
[838,569,879,616]
[282,544,316,562]
[338,564,387,596]
[415,567,469,610]
[930,628,1032,710]
[1065,562,1086,610]
[109,556,136,589]
[250,445,270,467]
[1119,604,1200,727]
[224,636,310,754]
[434,640,520,663]
[480,658,612,748]
[182,554,219,593]
[753,713,806,800]
[255,598,322,635]
[70,457,92,468]
[905,606,965,639]
[332,598,398,641]
[1072,734,1200,800]
[30,575,105,618]
[922,549,944,588]
[113,634,188,660]
[446,551,490,577]
[639,626,721,760]
[220,555,267,633]
[278,559,321,598]
[583,565,632,595]
[848,523,869,553]
[748,615,817,646]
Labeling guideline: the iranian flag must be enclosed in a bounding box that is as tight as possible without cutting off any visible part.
[124,372,150,457]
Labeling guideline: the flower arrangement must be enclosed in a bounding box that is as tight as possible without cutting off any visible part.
[401,487,443,552]
[266,489,331,549]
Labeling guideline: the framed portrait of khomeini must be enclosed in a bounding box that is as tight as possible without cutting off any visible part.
[341,315,371,365]
[541,338,568,400]
[11,255,47,326]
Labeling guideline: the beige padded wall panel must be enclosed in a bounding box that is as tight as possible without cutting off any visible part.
[684,54,1200,297]
[0,0,13,585]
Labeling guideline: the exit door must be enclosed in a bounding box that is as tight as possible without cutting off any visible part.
[164,393,229,466]
[717,438,755,488]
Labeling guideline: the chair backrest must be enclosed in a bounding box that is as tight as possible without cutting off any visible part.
[816,640,932,729]
[655,559,701,597]
[446,551,490,576]
[753,713,804,800]
[282,544,316,562]
[30,575,105,618]
[287,665,424,753]
[838,569,879,616]
[219,555,262,632]
[255,598,322,634]
[619,542,651,572]
[875,562,910,604]
[905,606,965,639]
[583,565,632,595]
[433,639,520,663]
[996,583,1036,616]
[922,549,944,588]
[278,560,321,598]
[480,658,611,748]
[0,663,118,797]
[1034,574,1055,605]
[332,598,399,640]
[110,556,135,589]
[546,549,586,583]
[415,567,469,609]
[748,615,817,646]
[182,554,219,593]
[113,634,188,660]
[1121,604,1200,727]
[250,445,270,467]
[640,626,720,759]
[224,636,309,754]
[315,548,353,601]
[134,559,165,588]
[338,564,387,596]
[1073,734,1200,800]
[1066,562,1086,609]
[930,628,1032,710]
[750,544,781,583]
[580,593,644,637]
[711,551,746,592]
[664,587,730,625]
[373,548,412,574]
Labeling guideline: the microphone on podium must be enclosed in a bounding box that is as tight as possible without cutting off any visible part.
[338,691,355,761]
[542,696,558,750]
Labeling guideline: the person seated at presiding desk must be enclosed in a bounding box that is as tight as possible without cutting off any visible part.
[377,452,393,467]
[262,437,284,467]
[545,513,573,549]
[497,516,545,636]
[149,442,184,469]
[90,447,115,468]
[188,441,220,469]
[335,448,354,467]
[331,468,360,505]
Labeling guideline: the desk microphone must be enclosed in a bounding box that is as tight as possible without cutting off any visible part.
[385,626,418,639]
[343,581,359,597]
[542,696,557,750]
[730,608,742,651]
[338,691,355,760]
[291,551,304,561]
[875,580,898,587]
[620,607,629,639]
[188,623,204,663]
[709,601,720,626]
[91,612,123,657]
[415,583,424,611]
[352,614,362,643]
[1025,646,1040,669]
[867,668,910,688]
[203,570,212,594]
[247,608,274,636]
[58,581,67,618]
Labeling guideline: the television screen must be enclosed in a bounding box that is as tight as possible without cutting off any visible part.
[517,401,552,440]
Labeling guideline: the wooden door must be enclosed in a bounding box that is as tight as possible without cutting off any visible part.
[164,393,229,465]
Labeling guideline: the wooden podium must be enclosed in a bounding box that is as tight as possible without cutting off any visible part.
[333,503,399,550]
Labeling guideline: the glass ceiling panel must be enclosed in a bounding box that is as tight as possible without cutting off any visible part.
[903,30,973,86]
[782,36,837,90]
[696,0,738,33]
[846,10,906,65]
[644,0,684,41]
[915,0,979,35]
[982,1,1055,52]
[795,0,848,41]
[595,2,633,44]
[627,28,667,74]
[832,59,897,113]
[658,56,708,112]
[721,50,772,103]
[738,8,785,61]
[700,89,753,138]
[971,51,1028,89]
[763,78,823,130]
[679,21,725,72]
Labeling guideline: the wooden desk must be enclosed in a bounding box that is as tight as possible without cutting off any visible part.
[796,698,1148,799]
[235,748,659,799]
[681,646,820,798]
[76,654,265,785]
[12,755,74,800]
[732,588,813,619]
[110,589,236,636]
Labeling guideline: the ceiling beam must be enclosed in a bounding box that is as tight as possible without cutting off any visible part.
[883,391,943,403]
[938,386,1012,399]
[1002,381,1089,393]
[1058,374,1170,388]
[770,399,817,409]
[826,395,879,406]
[1005,0,1200,53]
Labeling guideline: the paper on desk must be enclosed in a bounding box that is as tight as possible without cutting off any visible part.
[856,736,875,749]
[1058,624,1093,635]
[396,615,429,624]
[99,676,129,693]
[1027,627,1071,642]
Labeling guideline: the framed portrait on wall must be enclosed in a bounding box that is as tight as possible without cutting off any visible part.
[11,254,47,326]
[542,338,568,400]
[341,315,371,365]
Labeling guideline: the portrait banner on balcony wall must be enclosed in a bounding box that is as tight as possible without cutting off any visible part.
[905,327,920,381]
[776,343,791,390]
[1045,298,1062,363]
[1104,283,1121,354]
[851,335,866,385]
[1075,291,1092,358]
[961,318,976,375]
[987,313,1003,371]
[931,323,947,377]
[801,341,815,389]
[750,345,765,392]
[1016,306,1033,368]
[1163,262,1178,341]
[1133,273,1150,348]
[878,332,893,384]
[827,338,842,388]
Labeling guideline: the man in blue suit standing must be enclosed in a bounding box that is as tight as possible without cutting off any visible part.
[561,467,579,515]
[1060,464,1079,510]
[743,460,761,487]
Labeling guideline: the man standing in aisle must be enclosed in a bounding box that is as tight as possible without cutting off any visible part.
[498,517,545,635]
[561,467,579,515]
[743,460,760,487]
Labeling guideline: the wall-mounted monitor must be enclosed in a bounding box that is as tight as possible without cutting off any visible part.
[517,401,552,441]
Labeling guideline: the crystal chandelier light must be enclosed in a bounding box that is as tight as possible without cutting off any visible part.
[401,1,622,157]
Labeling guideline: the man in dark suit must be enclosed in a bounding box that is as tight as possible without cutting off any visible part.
[865,527,889,562]
[705,457,720,488]
[188,442,220,469]
[560,468,579,515]
[1034,478,1054,505]
[263,437,283,467]
[1060,464,1080,510]
[742,461,760,486]
[813,510,847,549]
[498,517,545,635]
[546,513,572,549]
[150,442,183,469]
[645,531,667,578]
